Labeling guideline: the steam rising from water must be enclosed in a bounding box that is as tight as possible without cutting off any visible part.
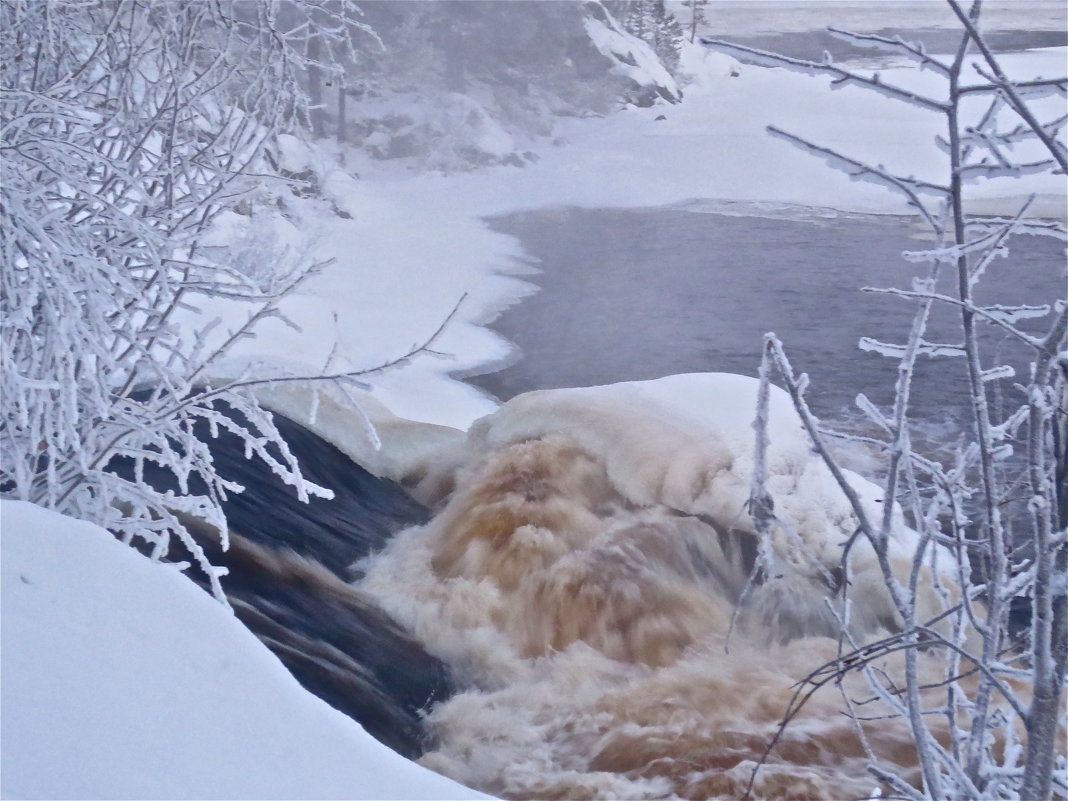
[358,374,960,799]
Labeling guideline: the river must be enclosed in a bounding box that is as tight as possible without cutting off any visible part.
[467,205,1065,462]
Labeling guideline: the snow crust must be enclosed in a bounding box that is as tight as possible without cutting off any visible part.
[0,500,490,801]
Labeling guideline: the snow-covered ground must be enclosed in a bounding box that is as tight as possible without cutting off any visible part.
[0,500,490,801]
[214,37,1066,434]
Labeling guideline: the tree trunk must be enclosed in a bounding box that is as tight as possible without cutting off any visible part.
[337,85,346,144]
[307,34,324,138]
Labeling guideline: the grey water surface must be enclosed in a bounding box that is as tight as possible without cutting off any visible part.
[463,23,1067,457]
[467,206,1065,453]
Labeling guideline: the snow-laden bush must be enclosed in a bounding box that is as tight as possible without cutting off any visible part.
[0,0,373,598]
[707,2,1067,797]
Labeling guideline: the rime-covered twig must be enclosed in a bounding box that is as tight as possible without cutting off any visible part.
[946,0,1068,173]
[729,2,1066,794]
[700,38,949,113]
[1019,309,1068,800]
[178,292,468,408]
[862,288,1048,349]
[825,27,951,76]
[958,76,1068,99]
[766,126,946,231]
[1,0,383,600]
[962,114,1068,152]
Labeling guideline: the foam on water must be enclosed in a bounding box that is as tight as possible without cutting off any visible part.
[358,373,973,799]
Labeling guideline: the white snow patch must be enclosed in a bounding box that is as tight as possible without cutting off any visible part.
[0,500,491,801]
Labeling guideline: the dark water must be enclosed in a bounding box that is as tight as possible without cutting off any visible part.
[468,207,1065,448]
[108,404,449,758]
[715,28,1067,63]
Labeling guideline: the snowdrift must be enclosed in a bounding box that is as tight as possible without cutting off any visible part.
[0,501,488,801]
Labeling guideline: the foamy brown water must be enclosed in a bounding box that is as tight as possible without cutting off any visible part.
[357,375,986,800]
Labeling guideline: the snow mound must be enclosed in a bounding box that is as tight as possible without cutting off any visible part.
[677,38,742,84]
[0,500,489,801]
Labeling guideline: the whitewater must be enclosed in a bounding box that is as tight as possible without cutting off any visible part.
[354,373,974,799]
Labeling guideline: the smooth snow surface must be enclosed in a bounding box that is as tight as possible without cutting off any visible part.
[0,501,489,801]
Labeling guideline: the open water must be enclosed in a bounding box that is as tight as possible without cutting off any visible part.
[469,205,1065,462]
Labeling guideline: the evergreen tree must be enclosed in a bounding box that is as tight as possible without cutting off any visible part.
[605,0,683,75]
[650,0,684,75]
[681,0,709,44]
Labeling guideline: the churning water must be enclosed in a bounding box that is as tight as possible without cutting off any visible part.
[356,374,978,800]
[352,205,1064,799]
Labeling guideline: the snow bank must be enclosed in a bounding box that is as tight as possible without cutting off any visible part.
[190,132,535,431]
[0,500,489,801]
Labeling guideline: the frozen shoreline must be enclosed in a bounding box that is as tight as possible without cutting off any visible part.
[240,41,1065,436]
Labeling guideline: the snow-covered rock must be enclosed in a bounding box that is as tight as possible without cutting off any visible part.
[584,4,682,107]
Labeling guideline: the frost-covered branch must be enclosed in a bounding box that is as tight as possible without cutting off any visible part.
[700,38,950,113]
[733,1,1068,796]
[946,0,1068,173]
[0,0,388,599]
[959,76,1068,100]
[825,27,951,76]
[766,126,946,231]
